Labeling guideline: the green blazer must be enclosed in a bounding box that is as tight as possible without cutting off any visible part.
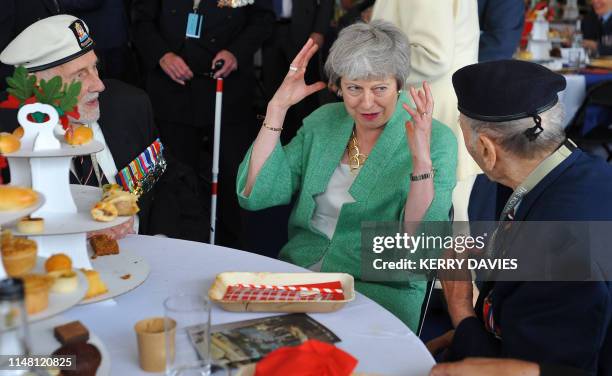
[237,96,457,330]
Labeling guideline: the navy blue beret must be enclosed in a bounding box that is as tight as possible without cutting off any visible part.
[452,60,566,122]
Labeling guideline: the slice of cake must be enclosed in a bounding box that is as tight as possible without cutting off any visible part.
[89,235,119,256]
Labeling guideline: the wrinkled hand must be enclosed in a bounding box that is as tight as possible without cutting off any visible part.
[269,39,326,111]
[402,82,433,170]
[583,39,598,53]
[429,358,540,376]
[212,50,238,78]
[438,246,477,327]
[87,216,135,240]
[426,329,454,356]
[159,52,193,85]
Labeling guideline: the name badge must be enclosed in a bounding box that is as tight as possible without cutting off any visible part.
[186,12,203,39]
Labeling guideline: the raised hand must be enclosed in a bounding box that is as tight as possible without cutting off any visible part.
[402,81,434,170]
[269,39,326,111]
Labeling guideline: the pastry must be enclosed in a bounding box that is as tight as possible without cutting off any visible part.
[16,216,44,234]
[90,201,117,222]
[81,269,108,299]
[48,270,78,293]
[53,321,89,345]
[0,132,20,154]
[23,274,53,314]
[101,190,139,216]
[52,342,101,376]
[101,183,122,198]
[12,126,24,139]
[1,231,37,277]
[45,253,72,273]
[64,125,93,145]
[89,234,119,256]
[0,186,37,211]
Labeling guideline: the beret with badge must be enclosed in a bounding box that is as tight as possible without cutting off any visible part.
[0,15,94,72]
[452,59,567,141]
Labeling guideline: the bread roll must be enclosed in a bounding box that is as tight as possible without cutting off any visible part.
[12,127,24,139]
[64,125,93,145]
[0,132,21,154]
[0,186,38,211]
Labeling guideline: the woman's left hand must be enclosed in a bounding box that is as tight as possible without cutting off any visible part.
[402,82,433,171]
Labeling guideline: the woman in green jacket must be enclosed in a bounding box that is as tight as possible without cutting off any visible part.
[237,21,457,330]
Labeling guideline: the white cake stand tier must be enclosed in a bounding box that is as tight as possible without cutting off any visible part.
[80,247,150,305]
[3,185,130,270]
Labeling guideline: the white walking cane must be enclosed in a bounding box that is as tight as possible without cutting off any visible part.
[210,60,225,245]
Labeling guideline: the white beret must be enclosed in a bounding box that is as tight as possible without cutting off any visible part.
[0,15,94,72]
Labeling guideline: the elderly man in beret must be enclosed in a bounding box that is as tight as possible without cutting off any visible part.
[428,60,612,375]
[0,15,182,237]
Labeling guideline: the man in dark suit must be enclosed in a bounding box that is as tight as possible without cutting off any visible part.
[477,0,525,62]
[0,0,61,91]
[262,0,334,143]
[427,60,612,375]
[131,0,274,247]
[583,0,612,56]
[0,15,207,240]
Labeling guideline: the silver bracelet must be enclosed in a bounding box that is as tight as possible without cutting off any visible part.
[410,169,435,181]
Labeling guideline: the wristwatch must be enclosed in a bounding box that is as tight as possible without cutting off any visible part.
[410,169,435,181]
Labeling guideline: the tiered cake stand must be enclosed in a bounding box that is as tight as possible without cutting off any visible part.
[2,103,149,306]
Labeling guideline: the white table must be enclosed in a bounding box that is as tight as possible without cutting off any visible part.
[559,74,587,128]
[62,235,435,376]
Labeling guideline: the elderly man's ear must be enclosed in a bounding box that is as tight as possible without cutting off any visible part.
[478,134,498,172]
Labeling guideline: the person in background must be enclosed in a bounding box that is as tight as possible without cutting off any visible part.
[430,358,590,376]
[262,0,334,144]
[429,59,612,375]
[477,0,525,61]
[583,0,612,56]
[131,0,274,247]
[0,0,61,91]
[371,0,480,223]
[59,0,135,83]
[0,15,202,240]
[237,21,457,330]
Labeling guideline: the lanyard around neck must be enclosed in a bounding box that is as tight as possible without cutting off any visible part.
[499,140,575,221]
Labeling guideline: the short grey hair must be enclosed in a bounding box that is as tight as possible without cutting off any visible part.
[461,101,566,159]
[324,20,410,89]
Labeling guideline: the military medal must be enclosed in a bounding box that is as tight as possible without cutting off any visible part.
[217,0,254,8]
[115,138,167,196]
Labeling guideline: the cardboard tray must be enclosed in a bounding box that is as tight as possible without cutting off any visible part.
[208,272,355,313]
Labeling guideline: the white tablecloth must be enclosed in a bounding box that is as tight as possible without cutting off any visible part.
[559,74,587,127]
[62,235,435,376]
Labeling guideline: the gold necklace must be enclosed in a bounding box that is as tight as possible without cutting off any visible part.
[347,129,368,174]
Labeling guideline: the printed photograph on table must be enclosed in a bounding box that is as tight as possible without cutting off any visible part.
[189,313,340,367]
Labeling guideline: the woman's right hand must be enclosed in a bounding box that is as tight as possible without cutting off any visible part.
[269,38,326,110]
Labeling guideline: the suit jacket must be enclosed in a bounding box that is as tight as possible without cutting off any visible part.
[0,0,60,91]
[284,0,333,55]
[453,149,612,374]
[583,11,612,57]
[131,0,274,126]
[477,0,524,62]
[60,0,128,50]
[236,94,458,330]
[372,0,481,181]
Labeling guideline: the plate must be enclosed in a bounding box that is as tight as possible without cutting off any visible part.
[209,272,355,313]
[3,140,104,158]
[28,315,111,376]
[26,258,88,325]
[0,191,45,226]
[79,247,150,305]
[6,185,130,235]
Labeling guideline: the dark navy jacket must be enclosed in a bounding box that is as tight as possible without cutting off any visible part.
[477,0,525,62]
[457,149,612,375]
